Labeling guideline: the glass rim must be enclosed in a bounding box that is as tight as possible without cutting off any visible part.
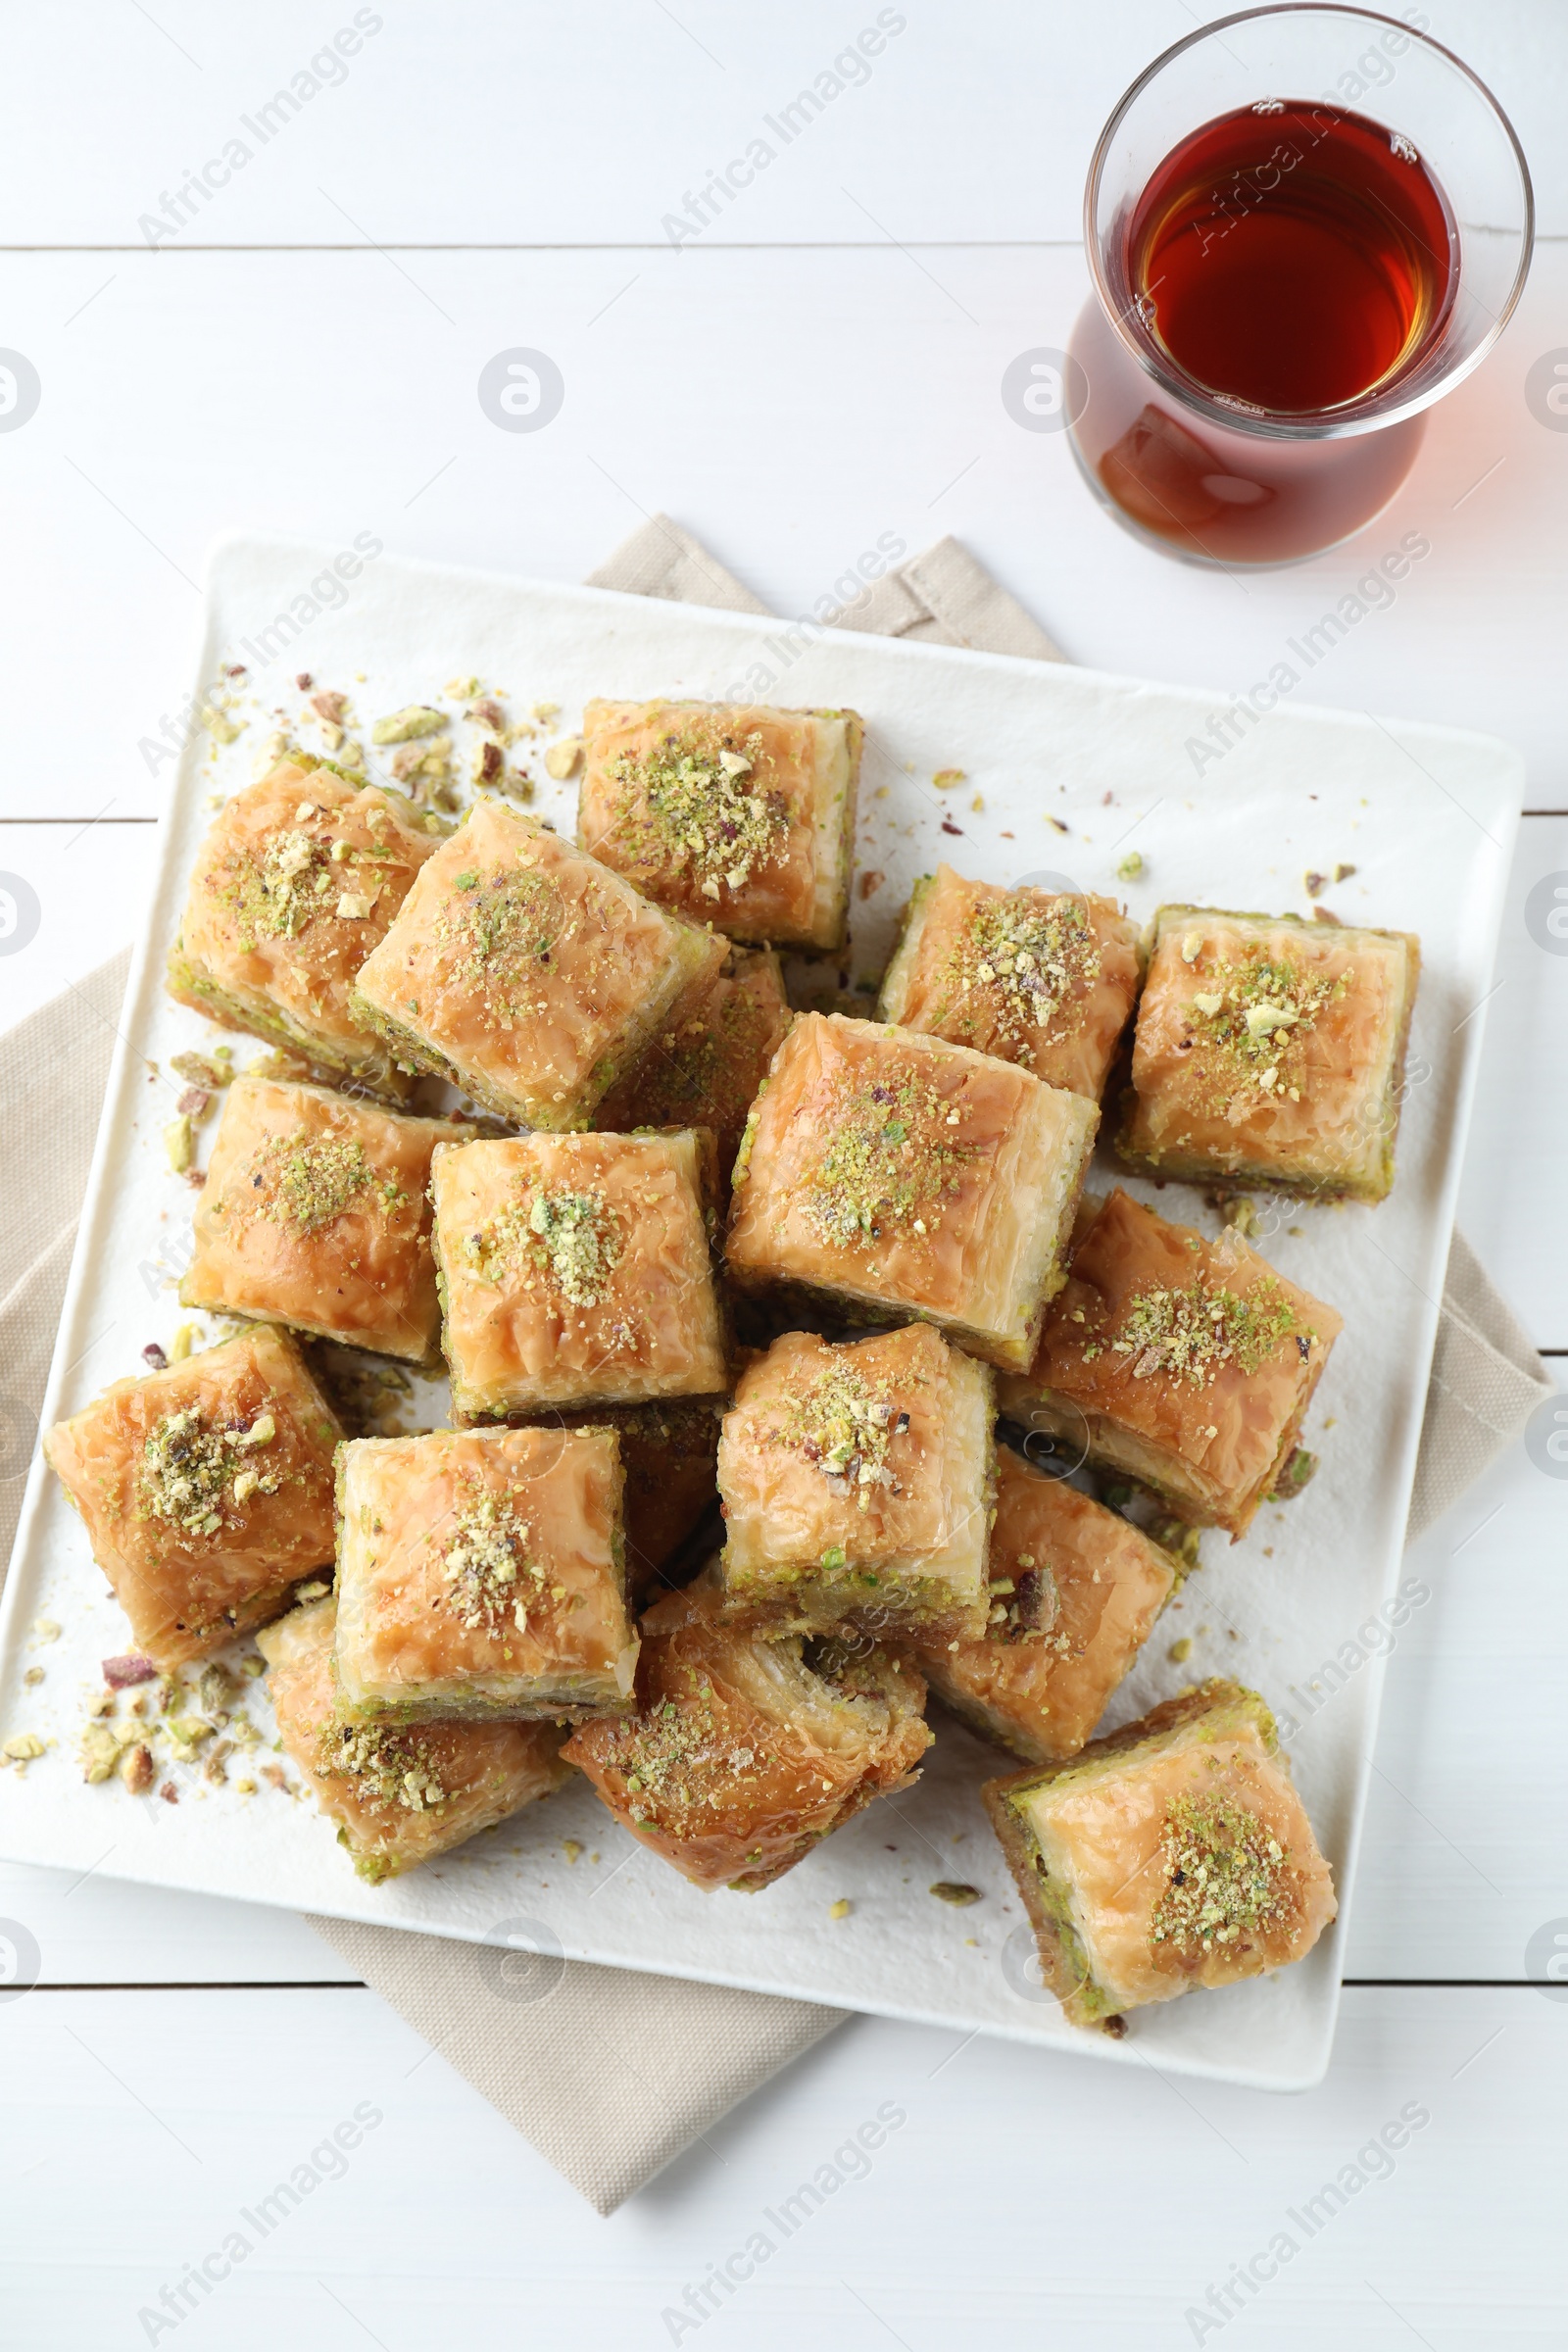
[1082,1,1536,441]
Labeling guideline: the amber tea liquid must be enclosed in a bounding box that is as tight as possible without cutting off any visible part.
[1128,101,1456,414]
[1070,101,1458,563]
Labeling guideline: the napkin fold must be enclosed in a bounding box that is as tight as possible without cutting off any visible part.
[2,521,1550,2212]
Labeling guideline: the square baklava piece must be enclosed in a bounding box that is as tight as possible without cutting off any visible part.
[984,1679,1337,2029]
[432,1130,727,1419]
[906,1446,1176,1764]
[563,1580,930,1889]
[167,757,443,1098]
[578,698,861,951]
[333,1426,637,1724]
[726,1014,1099,1371]
[181,1076,462,1363]
[350,798,725,1128]
[1117,905,1421,1201]
[595,947,790,1198]
[44,1327,341,1669]
[259,1596,574,1882]
[998,1189,1342,1539]
[878,867,1142,1100]
[717,1324,994,1642]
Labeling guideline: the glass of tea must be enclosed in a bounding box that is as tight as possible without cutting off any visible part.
[1064,6,1534,566]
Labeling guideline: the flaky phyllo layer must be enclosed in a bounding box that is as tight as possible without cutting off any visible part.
[1118,906,1420,1202]
[984,1680,1337,2028]
[878,867,1141,1100]
[717,1323,995,1642]
[999,1189,1342,1536]
[432,1129,728,1418]
[564,1579,931,1889]
[578,699,861,950]
[906,1446,1176,1764]
[260,1595,574,1883]
[181,1076,462,1362]
[166,758,446,1096]
[332,1426,637,1725]
[44,1326,342,1670]
[351,798,725,1127]
[727,1014,1098,1370]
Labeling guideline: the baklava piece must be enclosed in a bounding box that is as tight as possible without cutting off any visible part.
[595,946,790,1197]
[578,698,861,951]
[878,867,1141,1100]
[906,1446,1176,1764]
[181,1076,461,1363]
[333,1426,637,1724]
[998,1189,1341,1539]
[43,1327,340,1669]
[350,799,725,1129]
[984,1679,1337,2030]
[259,1595,574,1883]
[717,1325,994,1642]
[166,758,442,1098]
[432,1130,727,1419]
[726,1014,1099,1371]
[563,1580,930,1889]
[1117,905,1421,1202]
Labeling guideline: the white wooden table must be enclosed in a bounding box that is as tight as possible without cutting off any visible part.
[2,7,1565,2344]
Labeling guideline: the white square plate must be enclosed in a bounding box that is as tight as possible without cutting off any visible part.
[0,537,1522,2088]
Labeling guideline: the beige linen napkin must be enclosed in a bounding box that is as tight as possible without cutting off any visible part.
[1,527,1550,2212]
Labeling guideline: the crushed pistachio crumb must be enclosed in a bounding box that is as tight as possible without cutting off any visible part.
[609,723,785,898]
[139,1404,281,1534]
[1106,1277,1298,1389]
[439,1483,539,1631]
[829,1897,852,1920]
[802,1062,972,1250]
[1116,852,1144,882]
[1178,938,1347,1101]
[929,1881,981,1905]
[1149,1791,1294,1954]
[240,1128,389,1234]
[371,705,447,746]
[930,889,1102,1060]
[318,1719,449,1811]
[464,1182,622,1310]
[763,1357,916,1514]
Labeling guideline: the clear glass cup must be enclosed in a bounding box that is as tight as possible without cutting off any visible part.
[1064,5,1534,566]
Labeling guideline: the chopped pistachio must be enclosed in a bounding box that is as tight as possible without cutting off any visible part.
[543,736,583,781]
[165,1114,195,1174]
[829,1898,853,1920]
[929,1882,981,1906]
[1116,851,1144,881]
[371,705,447,746]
